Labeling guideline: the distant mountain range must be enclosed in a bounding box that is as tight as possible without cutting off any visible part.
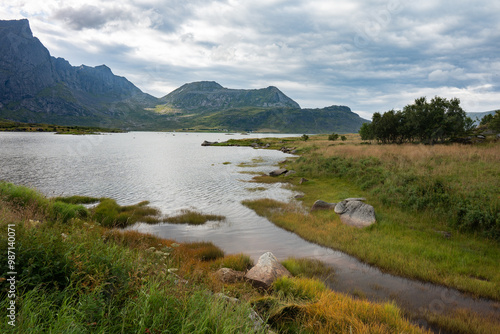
[0,19,368,133]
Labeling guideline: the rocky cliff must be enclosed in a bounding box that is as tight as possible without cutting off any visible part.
[0,19,158,127]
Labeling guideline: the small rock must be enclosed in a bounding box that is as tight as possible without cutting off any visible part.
[294,194,304,199]
[299,178,308,184]
[311,200,336,211]
[344,197,366,202]
[245,252,291,289]
[477,135,486,140]
[201,140,217,146]
[285,170,296,176]
[269,168,288,176]
[214,268,245,283]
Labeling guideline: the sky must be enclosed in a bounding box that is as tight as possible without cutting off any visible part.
[2,0,499,119]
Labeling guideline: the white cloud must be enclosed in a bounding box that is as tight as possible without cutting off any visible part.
[1,0,498,114]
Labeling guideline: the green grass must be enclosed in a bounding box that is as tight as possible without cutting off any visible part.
[243,195,500,300]
[92,198,161,227]
[0,182,435,333]
[163,209,226,225]
[281,257,334,279]
[232,135,500,300]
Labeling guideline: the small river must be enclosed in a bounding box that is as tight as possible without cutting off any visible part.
[1,132,498,330]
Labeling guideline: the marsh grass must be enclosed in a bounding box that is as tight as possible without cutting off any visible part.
[423,308,500,334]
[246,186,267,192]
[281,257,334,279]
[244,197,500,300]
[0,183,436,334]
[163,209,226,225]
[252,276,428,334]
[92,198,161,227]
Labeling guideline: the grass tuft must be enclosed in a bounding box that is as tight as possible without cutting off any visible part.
[163,209,225,225]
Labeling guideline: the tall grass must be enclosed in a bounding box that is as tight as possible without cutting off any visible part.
[243,197,500,300]
[290,142,500,239]
[0,183,434,333]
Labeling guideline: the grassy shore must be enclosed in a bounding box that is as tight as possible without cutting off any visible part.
[228,134,500,303]
[0,182,433,333]
[0,118,124,134]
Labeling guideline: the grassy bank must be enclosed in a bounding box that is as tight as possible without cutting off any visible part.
[232,134,500,302]
[0,118,124,134]
[0,182,433,333]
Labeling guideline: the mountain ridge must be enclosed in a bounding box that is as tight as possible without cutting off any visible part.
[160,81,301,111]
[0,19,369,133]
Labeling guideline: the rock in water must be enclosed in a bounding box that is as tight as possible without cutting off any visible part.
[311,200,336,211]
[334,199,376,228]
[201,140,217,146]
[269,168,288,176]
[244,252,291,289]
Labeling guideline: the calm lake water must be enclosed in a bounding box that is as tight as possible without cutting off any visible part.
[1,131,498,328]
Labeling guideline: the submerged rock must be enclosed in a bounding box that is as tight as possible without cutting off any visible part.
[201,140,218,146]
[311,200,336,211]
[244,252,291,289]
[269,168,288,176]
[334,198,376,228]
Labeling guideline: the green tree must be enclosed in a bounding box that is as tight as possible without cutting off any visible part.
[341,135,347,141]
[301,134,309,141]
[328,133,339,141]
[358,122,374,141]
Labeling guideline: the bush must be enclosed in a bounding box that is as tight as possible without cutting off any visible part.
[328,133,339,141]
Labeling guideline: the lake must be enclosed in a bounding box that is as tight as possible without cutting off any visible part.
[1,131,497,328]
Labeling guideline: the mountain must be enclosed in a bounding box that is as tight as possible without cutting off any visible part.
[0,19,369,133]
[160,81,300,111]
[0,19,159,128]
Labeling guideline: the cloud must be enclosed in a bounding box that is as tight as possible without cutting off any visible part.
[52,5,132,30]
[1,0,499,115]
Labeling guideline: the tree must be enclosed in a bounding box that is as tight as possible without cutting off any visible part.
[359,122,374,141]
[341,135,347,141]
[365,96,473,144]
[301,134,309,141]
[328,133,339,141]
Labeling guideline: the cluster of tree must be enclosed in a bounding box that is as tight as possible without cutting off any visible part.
[479,110,500,132]
[359,97,475,144]
[328,133,347,141]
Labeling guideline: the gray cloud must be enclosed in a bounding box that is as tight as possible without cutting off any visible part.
[14,0,500,115]
[52,5,134,30]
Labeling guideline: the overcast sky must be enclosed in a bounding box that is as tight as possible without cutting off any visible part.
[2,0,499,119]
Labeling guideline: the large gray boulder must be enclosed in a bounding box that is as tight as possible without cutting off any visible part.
[269,168,288,177]
[334,198,376,228]
[244,252,291,289]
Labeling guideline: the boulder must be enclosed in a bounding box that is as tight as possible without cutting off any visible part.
[201,140,217,146]
[335,199,376,228]
[269,168,288,176]
[214,268,245,283]
[311,200,336,211]
[299,178,308,184]
[244,252,291,289]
